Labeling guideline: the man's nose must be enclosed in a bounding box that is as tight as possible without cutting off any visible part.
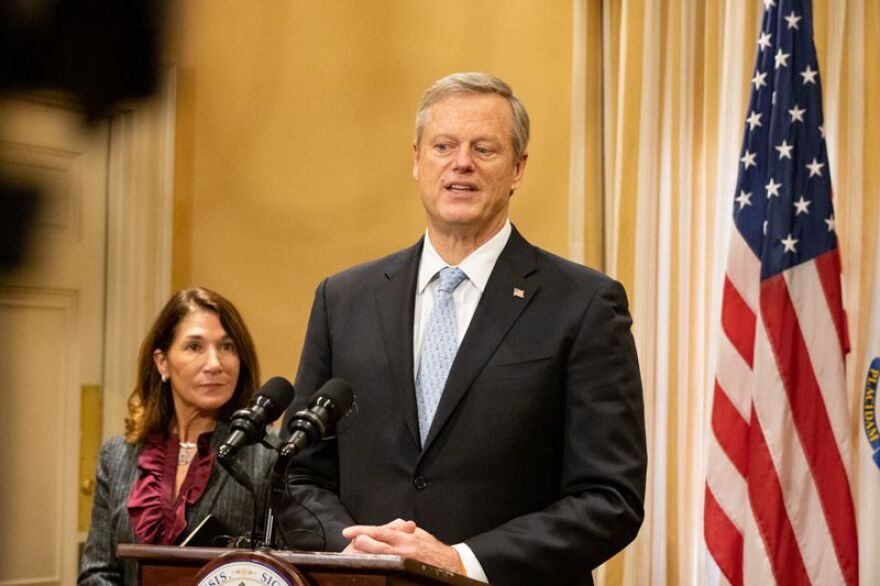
[453,146,475,171]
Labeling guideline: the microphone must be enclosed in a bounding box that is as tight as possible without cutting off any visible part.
[218,376,295,461]
[279,378,354,459]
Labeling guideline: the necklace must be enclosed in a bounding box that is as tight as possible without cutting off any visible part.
[178,441,197,466]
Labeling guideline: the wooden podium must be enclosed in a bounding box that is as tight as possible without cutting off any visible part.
[117,543,487,585]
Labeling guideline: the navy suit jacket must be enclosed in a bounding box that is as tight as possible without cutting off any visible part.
[273,226,646,585]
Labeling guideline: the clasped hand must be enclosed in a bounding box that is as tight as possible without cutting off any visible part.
[342,518,463,574]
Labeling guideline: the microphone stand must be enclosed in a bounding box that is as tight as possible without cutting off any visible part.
[258,432,285,548]
[217,427,288,551]
[217,451,262,549]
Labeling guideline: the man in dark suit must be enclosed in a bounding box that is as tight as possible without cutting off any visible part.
[273,72,646,585]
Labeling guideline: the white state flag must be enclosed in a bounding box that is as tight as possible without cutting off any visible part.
[858,231,880,586]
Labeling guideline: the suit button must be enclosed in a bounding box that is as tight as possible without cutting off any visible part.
[413,476,429,490]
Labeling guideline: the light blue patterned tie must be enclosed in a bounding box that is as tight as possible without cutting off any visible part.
[416,266,468,446]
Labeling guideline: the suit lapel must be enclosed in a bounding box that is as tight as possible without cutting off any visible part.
[421,227,540,452]
[189,426,233,523]
[375,239,423,447]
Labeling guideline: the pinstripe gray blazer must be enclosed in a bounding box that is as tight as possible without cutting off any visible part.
[78,423,276,586]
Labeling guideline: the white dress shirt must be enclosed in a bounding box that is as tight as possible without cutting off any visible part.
[412,220,511,583]
[413,221,512,374]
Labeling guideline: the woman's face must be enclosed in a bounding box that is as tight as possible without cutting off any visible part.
[153,310,241,421]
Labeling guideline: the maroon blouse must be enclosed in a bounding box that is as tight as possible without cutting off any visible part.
[127,430,215,545]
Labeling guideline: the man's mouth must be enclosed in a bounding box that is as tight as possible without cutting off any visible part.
[445,182,478,192]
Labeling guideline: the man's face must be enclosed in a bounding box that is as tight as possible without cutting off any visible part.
[413,94,527,239]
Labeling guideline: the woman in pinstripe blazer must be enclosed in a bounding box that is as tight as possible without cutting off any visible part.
[79,287,275,586]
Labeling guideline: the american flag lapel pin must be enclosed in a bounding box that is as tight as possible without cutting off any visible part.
[513,288,525,299]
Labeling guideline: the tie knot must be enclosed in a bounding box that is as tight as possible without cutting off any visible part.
[437,267,467,293]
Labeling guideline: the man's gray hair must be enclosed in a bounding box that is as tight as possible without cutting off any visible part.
[414,72,530,159]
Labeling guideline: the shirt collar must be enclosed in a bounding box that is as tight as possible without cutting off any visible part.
[417,220,512,294]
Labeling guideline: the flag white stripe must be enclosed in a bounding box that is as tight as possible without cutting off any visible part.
[751,312,846,586]
[715,335,753,421]
[742,490,776,585]
[706,432,747,531]
[783,261,852,456]
[725,229,761,310]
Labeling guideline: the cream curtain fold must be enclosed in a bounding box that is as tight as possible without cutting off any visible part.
[572,1,880,584]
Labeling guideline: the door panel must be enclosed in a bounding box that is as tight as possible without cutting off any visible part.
[0,98,108,586]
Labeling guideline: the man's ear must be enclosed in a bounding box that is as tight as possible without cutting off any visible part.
[510,152,529,191]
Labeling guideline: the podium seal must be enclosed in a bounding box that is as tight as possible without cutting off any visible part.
[194,550,309,586]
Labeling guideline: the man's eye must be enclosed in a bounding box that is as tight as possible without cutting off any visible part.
[475,145,494,155]
[434,143,450,152]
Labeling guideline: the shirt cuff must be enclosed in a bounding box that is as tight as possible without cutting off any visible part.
[451,543,489,583]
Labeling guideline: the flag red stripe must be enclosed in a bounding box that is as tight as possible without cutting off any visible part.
[721,276,756,368]
[711,379,750,476]
[704,484,743,586]
[747,413,811,586]
[760,274,859,585]
[815,249,850,354]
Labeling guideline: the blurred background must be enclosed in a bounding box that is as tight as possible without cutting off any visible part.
[1,1,878,584]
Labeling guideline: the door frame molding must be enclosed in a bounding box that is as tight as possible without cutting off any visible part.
[103,67,176,436]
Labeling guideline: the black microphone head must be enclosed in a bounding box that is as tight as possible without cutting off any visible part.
[255,376,295,420]
[310,378,354,423]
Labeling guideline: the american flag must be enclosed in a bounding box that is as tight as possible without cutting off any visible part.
[704,1,859,584]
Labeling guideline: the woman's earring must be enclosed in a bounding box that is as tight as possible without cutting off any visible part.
[161,373,168,383]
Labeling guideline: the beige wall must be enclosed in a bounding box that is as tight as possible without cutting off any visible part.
[170,0,575,380]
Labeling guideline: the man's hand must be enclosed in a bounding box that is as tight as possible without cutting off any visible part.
[341,519,463,574]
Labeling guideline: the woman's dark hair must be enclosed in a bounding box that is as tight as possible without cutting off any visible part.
[125,287,260,443]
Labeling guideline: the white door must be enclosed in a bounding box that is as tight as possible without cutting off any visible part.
[0,97,109,585]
